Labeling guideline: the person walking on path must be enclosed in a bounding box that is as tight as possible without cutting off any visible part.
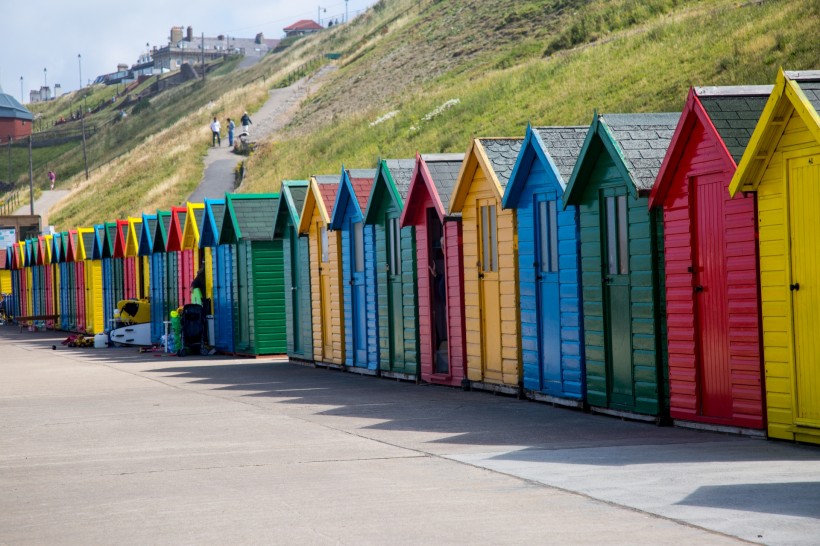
[210,117,221,147]
[47,170,56,190]
[227,118,235,147]
[240,111,252,136]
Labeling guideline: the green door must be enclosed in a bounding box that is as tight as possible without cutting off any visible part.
[386,214,404,370]
[236,241,251,352]
[289,225,302,355]
[602,190,633,408]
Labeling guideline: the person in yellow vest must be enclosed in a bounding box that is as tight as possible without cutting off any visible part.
[191,268,205,305]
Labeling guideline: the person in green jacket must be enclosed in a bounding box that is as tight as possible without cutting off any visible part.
[191,268,205,305]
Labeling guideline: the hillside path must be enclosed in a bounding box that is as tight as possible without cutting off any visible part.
[187,65,336,203]
[14,190,71,228]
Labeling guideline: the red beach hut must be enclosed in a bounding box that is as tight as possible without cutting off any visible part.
[166,206,190,306]
[649,86,770,431]
[67,229,86,333]
[400,153,467,387]
[114,219,138,300]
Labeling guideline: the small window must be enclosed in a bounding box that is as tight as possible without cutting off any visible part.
[353,222,365,273]
[604,195,629,275]
[387,217,401,276]
[320,225,329,263]
[480,204,498,273]
[537,200,560,273]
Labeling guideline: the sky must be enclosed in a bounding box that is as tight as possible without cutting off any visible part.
[0,0,377,104]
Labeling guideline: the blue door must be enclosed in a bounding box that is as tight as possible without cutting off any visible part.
[216,244,235,353]
[351,219,367,366]
[102,259,113,331]
[150,254,166,343]
[535,195,562,393]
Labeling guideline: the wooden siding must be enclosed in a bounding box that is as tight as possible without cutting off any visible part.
[462,169,520,386]
[755,111,820,442]
[85,260,104,334]
[660,120,764,429]
[284,225,313,360]
[306,201,345,365]
[579,152,667,415]
[512,159,585,400]
[340,219,379,370]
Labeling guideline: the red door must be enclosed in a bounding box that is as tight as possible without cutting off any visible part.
[693,173,731,419]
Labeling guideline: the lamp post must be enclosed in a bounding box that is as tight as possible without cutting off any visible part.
[7,136,12,188]
[345,0,349,23]
[78,53,89,180]
[43,68,47,97]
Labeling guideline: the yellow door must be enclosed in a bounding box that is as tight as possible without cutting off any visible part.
[318,221,333,359]
[789,154,820,425]
[477,197,502,379]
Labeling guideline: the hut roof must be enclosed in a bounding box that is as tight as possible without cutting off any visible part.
[199,200,225,248]
[220,193,280,244]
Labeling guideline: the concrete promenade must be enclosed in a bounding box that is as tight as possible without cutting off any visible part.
[1,327,818,544]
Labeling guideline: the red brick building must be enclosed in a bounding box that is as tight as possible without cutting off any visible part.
[0,90,33,141]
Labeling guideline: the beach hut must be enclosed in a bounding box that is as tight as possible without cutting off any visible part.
[67,230,86,333]
[150,210,173,344]
[502,125,588,405]
[330,168,379,374]
[78,227,104,334]
[400,153,467,387]
[273,180,312,362]
[92,224,113,331]
[55,233,72,331]
[102,222,123,318]
[166,206,190,306]
[649,86,771,431]
[138,212,158,304]
[112,219,134,300]
[563,112,679,419]
[200,199,234,353]
[42,235,57,328]
[126,217,146,299]
[728,69,820,443]
[0,249,11,301]
[449,137,523,393]
[181,202,206,304]
[364,159,420,380]
[298,175,344,367]
[219,193,286,356]
[29,238,42,318]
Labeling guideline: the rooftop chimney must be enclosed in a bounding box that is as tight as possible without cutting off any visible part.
[187,26,193,42]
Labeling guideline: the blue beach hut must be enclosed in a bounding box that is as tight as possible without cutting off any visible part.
[150,210,172,344]
[200,198,235,353]
[329,168,379,374]
[502,125,588,405]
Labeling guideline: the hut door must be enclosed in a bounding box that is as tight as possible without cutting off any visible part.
[318,223,333,359]
[535,195,561,391]
[788,155,820,425]
[477,198,502,377]
[693,173,732,418]
[427,208,448,375]
[289,225,302,355]
[351,220,367,365]
[602,191,632,407]
[386,214,404,368]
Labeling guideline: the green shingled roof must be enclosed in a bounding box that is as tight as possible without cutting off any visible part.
[220,193,280,244]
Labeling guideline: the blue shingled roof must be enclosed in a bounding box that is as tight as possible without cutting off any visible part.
[0,91,34,121]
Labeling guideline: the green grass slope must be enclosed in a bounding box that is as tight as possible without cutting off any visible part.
[242,0,819,192]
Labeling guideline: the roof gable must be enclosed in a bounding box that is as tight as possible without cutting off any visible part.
[101,222,116,258]
[78,228,96,261]
[503,124,586,209]
[450,138,523,213]
[126,217,142,257]
[66,230,80,262]
[152,211,172,253]
[330,168,376,229]
[399,153,464,227]
[139,214,158,256]
[165,207,187,252]
[274,181,309,238]
[113,220,128,258]
[51,234,62,263]
[298,176,339,234]
[200,200,225,248]
[649,86,769,208]
[364,158,415,223]
[564,112,679,207]
[92,225,107,260]
[182,202,205,250]
[729,69,820,196]
[219,193,280,244]
[284,19,323,31]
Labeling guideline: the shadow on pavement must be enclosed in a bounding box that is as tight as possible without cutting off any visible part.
[677,482,820,518]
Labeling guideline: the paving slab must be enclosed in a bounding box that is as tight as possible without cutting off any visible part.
[3,327,817,544]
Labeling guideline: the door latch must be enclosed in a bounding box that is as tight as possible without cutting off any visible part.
[790,282,800,292]
[694,285,704,293]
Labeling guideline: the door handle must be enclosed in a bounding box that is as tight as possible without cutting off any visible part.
[602,277,611,285]
[291,287,297,292]
[694,285,704,293]
[478,272,484,279]
[790,282,800,292]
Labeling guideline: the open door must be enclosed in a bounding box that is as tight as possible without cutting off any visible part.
[427,208,448,375]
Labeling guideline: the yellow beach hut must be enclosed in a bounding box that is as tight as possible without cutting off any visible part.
[449,137,523,393]
[298,175,345,367]
[728,69,820,444]
[78,227,104,334]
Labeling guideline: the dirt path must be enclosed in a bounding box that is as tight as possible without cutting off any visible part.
[187,65,336,203]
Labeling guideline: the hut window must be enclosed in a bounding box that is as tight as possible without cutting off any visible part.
[387,217,401,275]
[537,200,559,273]
[320,225,329,263]
[480,204,498,273]
[604,195,629,275]
[353,221,365,273]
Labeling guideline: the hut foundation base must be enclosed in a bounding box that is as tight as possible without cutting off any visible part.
[526,391,585,409]
[380,370,419,383]
[345,366,379,377]
[466,380,522,398]
[590,406,659,423]
[673,419,766,438]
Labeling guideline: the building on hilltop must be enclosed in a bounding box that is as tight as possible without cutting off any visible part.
[151,26,280,73]
[283,20,324,37]
[29,84,59,103]
[1,86,34,138]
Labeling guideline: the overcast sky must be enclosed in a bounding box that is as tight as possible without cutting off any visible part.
[1,0,377,103]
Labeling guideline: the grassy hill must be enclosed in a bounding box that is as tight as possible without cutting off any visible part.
[45,0,819,227]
